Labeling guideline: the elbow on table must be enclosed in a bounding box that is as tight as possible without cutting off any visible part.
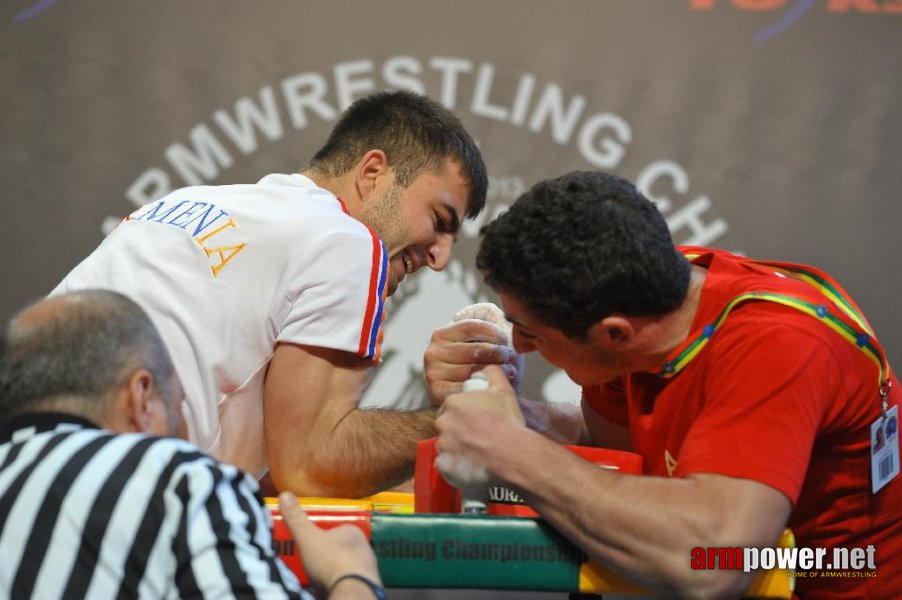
[657,564,757,600]
[269,456,379,499]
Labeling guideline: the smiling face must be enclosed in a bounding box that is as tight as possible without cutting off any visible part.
[356,158,470,295]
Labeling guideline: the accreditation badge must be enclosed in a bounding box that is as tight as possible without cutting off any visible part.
[871,404,899,493]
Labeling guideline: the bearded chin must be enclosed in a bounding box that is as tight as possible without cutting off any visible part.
[386,269,403,296]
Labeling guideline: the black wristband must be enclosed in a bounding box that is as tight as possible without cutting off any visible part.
[328,573,387,600]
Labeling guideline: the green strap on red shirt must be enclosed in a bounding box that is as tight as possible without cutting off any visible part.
[649,252,893,407]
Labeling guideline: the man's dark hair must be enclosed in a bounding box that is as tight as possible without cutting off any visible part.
[0,290,176,422]
[477,171,692,340]
[307,90,488,219]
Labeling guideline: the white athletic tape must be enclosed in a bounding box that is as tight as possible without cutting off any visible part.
[462,373,490,392]
[451,302,513,345]
[434,452,491,487]
[435,375,493,489]
[450,302,523,393]
[452,302,509,327]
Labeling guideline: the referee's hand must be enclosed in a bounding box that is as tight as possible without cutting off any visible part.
[278,491,382,596]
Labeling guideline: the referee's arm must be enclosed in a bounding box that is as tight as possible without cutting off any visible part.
[171,458,310,599]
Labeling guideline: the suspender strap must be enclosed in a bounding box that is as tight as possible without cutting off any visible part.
[650,254,892,409]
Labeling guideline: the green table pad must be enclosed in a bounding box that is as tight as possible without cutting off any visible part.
[371,513,586,591]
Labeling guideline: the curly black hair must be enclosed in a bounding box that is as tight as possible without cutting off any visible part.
[477,171,691,340]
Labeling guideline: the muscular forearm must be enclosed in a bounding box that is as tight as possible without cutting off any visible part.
[518,397,588,444]
[490,426,782,598]
[280,408,437,498]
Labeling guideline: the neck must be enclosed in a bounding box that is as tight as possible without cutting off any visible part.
[631,265,707,370]
[302,169,361,215]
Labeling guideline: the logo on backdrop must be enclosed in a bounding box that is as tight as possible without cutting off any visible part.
[689,0,902,42]
[112,56,731,407]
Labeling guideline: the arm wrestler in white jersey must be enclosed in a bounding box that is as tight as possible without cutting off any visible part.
[52,91,497,498]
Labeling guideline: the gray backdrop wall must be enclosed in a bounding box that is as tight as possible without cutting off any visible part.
[3,1,901,598]
[3,0,900,411]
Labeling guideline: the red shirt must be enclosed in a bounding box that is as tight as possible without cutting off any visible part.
[584,248,901,599]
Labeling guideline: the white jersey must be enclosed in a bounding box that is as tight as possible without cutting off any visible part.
[52,174,388,477]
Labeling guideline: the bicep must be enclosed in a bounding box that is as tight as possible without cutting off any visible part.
[263,343,374,485]
[666,473,792,597]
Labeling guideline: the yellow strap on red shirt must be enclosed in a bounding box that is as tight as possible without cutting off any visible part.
[650,253,892,407]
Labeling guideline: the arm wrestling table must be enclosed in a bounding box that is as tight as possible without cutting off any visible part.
[267,439,794,598]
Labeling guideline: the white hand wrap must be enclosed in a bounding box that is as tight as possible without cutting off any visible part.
[436,374,493,488]
[451,302,513,345]
[434,452,491,487]
[450,302,523,393]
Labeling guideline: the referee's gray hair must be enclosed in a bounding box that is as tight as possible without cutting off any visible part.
[0,290,176,422]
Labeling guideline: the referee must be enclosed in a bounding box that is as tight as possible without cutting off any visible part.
[0,290,384,599]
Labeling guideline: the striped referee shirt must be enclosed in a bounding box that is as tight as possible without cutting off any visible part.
[0,412,311,599]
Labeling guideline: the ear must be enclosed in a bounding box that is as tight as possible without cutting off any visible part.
[591,315,635,347]
[122,369,156,434]
[354,149,391,204]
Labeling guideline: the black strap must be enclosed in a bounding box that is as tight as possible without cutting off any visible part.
[329,573,387,600]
